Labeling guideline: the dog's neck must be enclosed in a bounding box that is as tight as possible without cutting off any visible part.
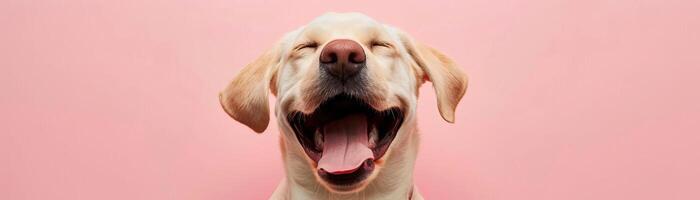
[274,121,420,200]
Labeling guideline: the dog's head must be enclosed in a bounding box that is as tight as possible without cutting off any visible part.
[220,13,467,193]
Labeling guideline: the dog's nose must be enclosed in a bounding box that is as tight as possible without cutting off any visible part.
[320,39,366,80]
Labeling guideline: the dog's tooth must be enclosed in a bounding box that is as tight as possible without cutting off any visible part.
[368,126,378,148]
[314,129,323,151]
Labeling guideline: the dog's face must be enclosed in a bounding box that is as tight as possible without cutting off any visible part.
[221,13,467,193]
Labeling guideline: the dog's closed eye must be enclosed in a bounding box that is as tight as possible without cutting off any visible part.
[370,41,393,55]
[370,41,391,48]
[294,42,319,51]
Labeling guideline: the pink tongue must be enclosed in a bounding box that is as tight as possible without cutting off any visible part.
[317,114,374,175]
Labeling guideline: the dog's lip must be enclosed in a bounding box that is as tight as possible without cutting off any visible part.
[286,94,405,165]
[317,159,375,191]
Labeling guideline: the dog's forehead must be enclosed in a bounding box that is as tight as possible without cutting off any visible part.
[310,12,379,25]
[302,12,385,40]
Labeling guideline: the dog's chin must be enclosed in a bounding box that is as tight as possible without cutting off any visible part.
[287,94,404,193]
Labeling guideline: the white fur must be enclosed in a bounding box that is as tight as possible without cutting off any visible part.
[220,12,468,200]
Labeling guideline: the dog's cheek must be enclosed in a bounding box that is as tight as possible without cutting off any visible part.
[365,61,393,108]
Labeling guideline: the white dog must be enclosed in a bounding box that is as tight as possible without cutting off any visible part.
[220,12,468,200]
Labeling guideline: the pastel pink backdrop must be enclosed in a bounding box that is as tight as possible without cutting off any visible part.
[2,0,699,199]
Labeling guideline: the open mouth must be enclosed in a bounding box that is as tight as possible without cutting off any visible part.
[287,94,404,186]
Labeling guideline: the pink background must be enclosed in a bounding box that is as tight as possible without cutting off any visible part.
[2,0,699,199]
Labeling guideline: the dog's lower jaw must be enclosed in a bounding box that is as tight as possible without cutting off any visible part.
[272,121,421,200]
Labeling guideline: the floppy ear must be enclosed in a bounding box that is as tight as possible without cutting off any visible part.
[400,32,469,123]
[219,45,281,133]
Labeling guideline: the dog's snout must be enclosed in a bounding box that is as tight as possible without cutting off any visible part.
[320,39,366,80]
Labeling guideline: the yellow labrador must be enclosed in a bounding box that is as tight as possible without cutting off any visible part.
[220,12,468,200]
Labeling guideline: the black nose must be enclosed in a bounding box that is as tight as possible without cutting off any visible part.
[320,39,366,80]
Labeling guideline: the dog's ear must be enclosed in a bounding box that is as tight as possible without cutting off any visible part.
[219,44,281,133]
[399,31,468,123]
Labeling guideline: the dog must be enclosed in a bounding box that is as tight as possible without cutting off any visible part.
[220,12,468,199]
